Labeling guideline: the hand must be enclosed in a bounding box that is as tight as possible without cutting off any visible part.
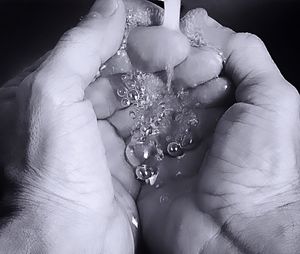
[0,0,140,253]
[138,9,300,254]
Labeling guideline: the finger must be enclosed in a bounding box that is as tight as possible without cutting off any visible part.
[189,77,234,108]
[33,0,126,104]
[85,77,120,119]
[101,50,132,77]
[88,0,164,77]
[98,120,140,198]
[108,106,136,138]
[181,8,299,111]
[174,46,223,88]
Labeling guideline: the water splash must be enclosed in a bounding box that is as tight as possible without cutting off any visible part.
[109,6,227,186]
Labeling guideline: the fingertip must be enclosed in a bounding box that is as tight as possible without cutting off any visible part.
[91,0,119,18]
[190,77,234,107]
[174,46,223,88]
[181,8,234,52]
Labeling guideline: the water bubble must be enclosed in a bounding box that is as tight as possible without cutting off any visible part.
[145,127,152,136]
[189,118,199,127]
[131,216,138,229]
[117,87,127,98]
[125,145,140,167]
[136,164,157,181]
[159,193,169,204]
[128,89,139,102]
[121,98,131,107]
[176,171,182,177]
[159,102,166,109]
[181,133,193,148]
[121,74,129,82]
[154,144,165,161]
[126,81,137,89]
[129,111,136,119]
[145,173,158,186]
[92,70,101,82]
[167,142,183,157]
[138,136,147,143]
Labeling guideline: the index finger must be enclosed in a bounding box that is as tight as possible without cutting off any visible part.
[34,0,126,104]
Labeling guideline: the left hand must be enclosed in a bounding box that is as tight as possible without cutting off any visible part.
[137,9,300,254]
[0,0,140,253]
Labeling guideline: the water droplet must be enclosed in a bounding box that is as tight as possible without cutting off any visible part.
[154,121,160,127]
[129,111,136,119]
[128,89,139,102]
[121,98,131,107]
[181,133,193,148]
[155,145,165,161]
[167,142,183,157]
[125,145,140,167]
[135,164,157,181]
[126,80,137,89]
[117,87,127,98]
[121,74,129,82]
[138,136,147,143]
[188,118,199,127]
[131,216,138,229]
[100,64,107,71]
[145,127,152,136]
[88,12,98,18]
[176,171,182,177]
[145,173,158,186]
[160,193,169,204]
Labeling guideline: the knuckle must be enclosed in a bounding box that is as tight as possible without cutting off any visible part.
[230,32,265,52]
[194,8,208,18]
[279,81,300,108]
[60,27,86,44]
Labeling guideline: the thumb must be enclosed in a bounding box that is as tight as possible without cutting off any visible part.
[181,8,299,111]
[225,32,299,112]
[17,0,126,211]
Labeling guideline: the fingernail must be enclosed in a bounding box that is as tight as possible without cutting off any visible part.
[93,0,119,17]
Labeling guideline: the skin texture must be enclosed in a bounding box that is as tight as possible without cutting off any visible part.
[0,1,299,254]
[137,8,300,254]
[0,0,139,253]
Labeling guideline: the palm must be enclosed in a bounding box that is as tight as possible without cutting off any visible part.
[137,70,300,254]
[136,118,225,254]
[199,101,300,218]
[0,77,140,254]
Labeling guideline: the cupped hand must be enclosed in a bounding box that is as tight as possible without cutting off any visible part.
[137,9,300,254]
[0,0,140,253]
